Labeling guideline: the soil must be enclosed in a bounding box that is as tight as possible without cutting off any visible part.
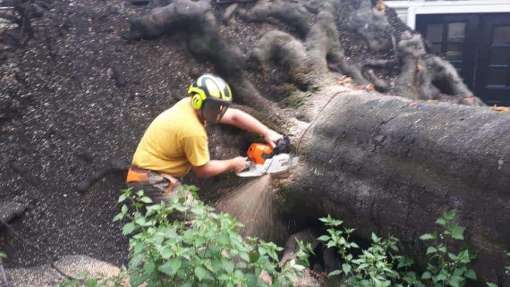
[0,0,408,268]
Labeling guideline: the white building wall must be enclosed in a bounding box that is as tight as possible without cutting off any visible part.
[385,0,510,29]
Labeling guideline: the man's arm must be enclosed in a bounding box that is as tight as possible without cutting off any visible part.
[219,108,282,147]
[192,157,247,178]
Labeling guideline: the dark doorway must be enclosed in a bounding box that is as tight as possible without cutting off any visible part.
[417,13,510,106]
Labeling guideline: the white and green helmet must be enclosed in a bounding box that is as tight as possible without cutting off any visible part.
[188,74,233,122]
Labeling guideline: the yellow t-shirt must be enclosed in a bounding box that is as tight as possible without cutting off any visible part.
[132,98,209,177]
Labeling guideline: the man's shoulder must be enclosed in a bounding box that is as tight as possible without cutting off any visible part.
[172,98,207,138]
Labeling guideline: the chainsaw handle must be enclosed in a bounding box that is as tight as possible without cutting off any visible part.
[241,157,251,172]
[272,135,290,155]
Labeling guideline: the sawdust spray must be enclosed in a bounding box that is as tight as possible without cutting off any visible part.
[216,175,278,239]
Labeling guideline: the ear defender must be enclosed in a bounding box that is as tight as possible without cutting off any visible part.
[189,85,207,110]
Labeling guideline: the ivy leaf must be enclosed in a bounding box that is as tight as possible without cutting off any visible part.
[158,259,182,276]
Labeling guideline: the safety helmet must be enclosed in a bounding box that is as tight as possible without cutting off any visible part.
[188,74,233,122]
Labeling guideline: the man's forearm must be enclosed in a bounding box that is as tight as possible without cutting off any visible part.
[223,109,270,136]
[192,159,234,178]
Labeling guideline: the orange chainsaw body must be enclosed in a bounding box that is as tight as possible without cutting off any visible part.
[247,143,273,164]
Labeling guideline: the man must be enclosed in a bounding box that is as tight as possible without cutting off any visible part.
[126,74,282,202]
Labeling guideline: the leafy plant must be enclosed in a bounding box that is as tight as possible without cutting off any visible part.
[116,186,308,287]
[419,210,477,287]
[318,210,483,287]
[318,215,418,287]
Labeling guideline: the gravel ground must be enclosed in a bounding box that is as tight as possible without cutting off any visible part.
[0,0,406,268]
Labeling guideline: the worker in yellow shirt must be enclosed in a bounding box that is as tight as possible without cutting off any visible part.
[126,74,282,202]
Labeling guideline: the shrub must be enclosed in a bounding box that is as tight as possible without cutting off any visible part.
[114,186,308,287]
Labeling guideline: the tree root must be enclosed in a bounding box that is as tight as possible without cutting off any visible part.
[239,0,314,38]
[76,159,129,193]
[394,31,484,105]
[122,0,212,40]
[342,0,394,52]
[123,0,275,111]
[247,0,372,88]
[251,30,312,88]
[425,55,484,106]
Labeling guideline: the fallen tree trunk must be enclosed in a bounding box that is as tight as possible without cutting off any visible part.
[286,91,510,282]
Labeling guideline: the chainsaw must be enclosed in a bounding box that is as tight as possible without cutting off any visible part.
[237,136,298,177]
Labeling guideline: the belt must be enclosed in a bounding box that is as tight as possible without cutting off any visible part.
[126,166,180,186]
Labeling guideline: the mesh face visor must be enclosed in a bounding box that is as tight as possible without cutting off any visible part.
[202,98,230,123]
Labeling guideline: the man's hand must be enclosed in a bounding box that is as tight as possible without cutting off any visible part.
[230,156,248,173]
[263,129,283,148]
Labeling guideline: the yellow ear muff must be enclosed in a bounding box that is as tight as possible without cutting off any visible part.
[189,86,207,110]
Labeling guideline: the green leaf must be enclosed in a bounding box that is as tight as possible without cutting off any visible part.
[436,217,447,226]
[397,256,414,269]
[421,271,432,280]
[139,196,153,204]
[486,283,498,287]
[328,270,341,277]
[158,259,182,276]
[342,263,352,274]
[464,269,477,280]
[223,260,235,273]
[426,246,437,255]
[350,242,360,249]
[457,249,471,264]
[317,235,330,242]
[419,233,436,241]
[448,275,462,287]
[194,266,209,281]
[113,213,124,222]
[122,222,136,235]
[450,225,465,240]
[118,194,127,203]
[444,210,456,221]
[84,278,98,287]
